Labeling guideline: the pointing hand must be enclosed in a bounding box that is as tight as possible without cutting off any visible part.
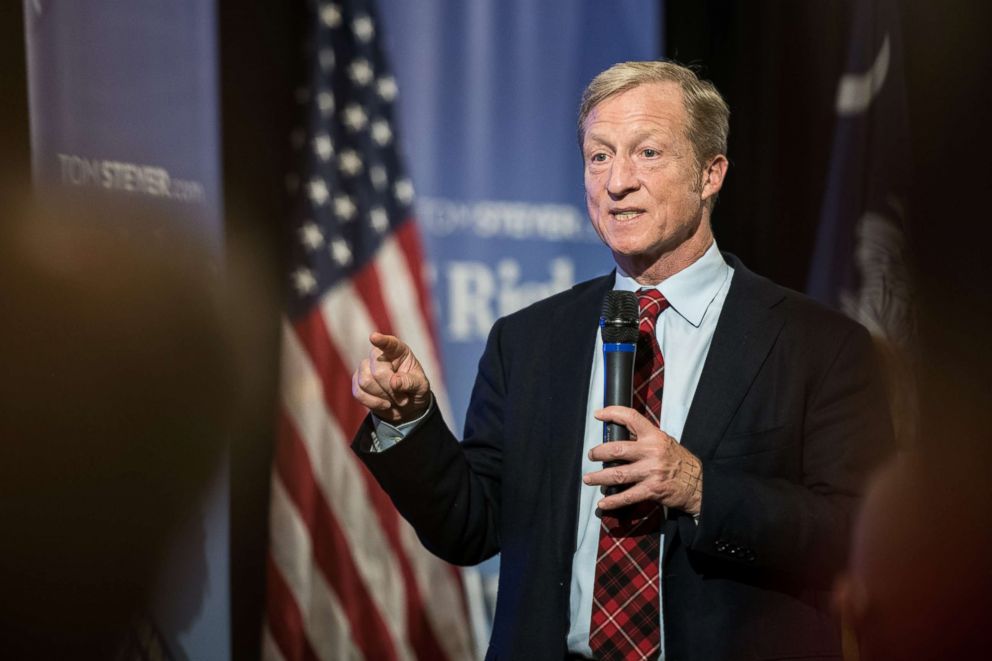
[352,332,432,424]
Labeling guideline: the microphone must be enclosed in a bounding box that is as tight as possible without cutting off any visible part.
[600,291,639,491]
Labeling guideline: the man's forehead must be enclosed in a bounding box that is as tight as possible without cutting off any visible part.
[590,80,684,113]
[583,82,687,140]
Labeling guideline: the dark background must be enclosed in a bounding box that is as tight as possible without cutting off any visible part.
[4,2,989,658]
[1,3,31,194]
[664,0,992,479]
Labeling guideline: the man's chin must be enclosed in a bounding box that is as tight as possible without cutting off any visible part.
[610,248,662,275]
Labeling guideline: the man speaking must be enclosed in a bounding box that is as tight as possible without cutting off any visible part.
[351,61,893,660]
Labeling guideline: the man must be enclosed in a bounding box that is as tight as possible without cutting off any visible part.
[352,61,892,660]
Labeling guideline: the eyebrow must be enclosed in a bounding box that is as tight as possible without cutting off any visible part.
[584,129,668,151]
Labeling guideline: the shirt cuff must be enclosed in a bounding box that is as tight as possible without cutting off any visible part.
[369,394,434,452]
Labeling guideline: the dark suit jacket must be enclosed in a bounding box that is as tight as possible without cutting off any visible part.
[354,255,893,660]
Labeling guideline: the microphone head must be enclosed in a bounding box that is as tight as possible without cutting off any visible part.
[600,290,639,343]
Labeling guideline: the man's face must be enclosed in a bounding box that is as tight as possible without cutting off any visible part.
[582,82,716,276]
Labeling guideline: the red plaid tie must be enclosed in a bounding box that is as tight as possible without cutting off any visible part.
[589,288,669,661]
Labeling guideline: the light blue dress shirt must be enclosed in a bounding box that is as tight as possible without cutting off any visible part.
[372,242,733,659]
[566,241,733,659]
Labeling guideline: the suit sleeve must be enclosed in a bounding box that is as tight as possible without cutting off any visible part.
[681,323,894,585]
[351,318,509,566]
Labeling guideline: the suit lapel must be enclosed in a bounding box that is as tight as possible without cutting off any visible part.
[663,257,785,558]
[546,274,613,563]
[544,262,786,563]
[679,256,786,462]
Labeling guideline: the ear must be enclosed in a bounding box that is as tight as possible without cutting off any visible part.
[700,154,729,202]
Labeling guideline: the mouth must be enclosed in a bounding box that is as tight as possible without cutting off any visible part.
[610,208,645,221]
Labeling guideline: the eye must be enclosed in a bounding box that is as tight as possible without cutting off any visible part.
[642,148,659,158]
[590,152,608,163]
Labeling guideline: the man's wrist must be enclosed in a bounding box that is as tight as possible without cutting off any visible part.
[370,393,435,451]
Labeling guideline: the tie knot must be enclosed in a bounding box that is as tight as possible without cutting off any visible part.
[637,288,669,333]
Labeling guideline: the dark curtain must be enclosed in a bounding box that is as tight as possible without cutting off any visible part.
[1,2,31,193]
[665,0,992,438]
[220,4,302,660]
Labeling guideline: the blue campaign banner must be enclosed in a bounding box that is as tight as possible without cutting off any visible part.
[24,1,227,659]
[25,0,222,246]
[377,0,662,434]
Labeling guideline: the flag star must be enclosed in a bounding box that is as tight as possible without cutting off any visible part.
[330,237,353,266]
[352,15,375,43]
[394,178,414,204]
[285,173,300,193]
[317,91,335,117]
[318,48,335,72]
[299,221,324,250]
[292,267,317,295]
[333,194,357,220]
[343,104,368,132]
[320,3,342,28]
[294,86,309,104]
[369,165,388,191]
[308,177,329,206]
[370,119,392,146]
[376,76,398,102]
[339,149,363,177]
[313,132,334,162]
[369,206,389,233]
[349,58,374,87]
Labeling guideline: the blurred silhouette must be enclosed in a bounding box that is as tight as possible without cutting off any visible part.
[835,447,992,660]
[834,232,992,660]
[0,191,242,659]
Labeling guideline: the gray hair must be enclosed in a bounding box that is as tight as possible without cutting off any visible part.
[577,60,730,168]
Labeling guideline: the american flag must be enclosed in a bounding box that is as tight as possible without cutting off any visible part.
[263,1,473,659]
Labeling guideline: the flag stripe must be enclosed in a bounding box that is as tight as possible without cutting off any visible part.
[351,260,394,337]
[265,554,321,661]
[268,475,363,661]
[388,222,472,621]
[267,477,320,660]
[391,220,455,424]
[280,324,415,660]
[319,279,380,369]
[307,289,455,661]
[284,312,462,661]
[373,230,472,642]
[292,307,366,437]
[393,219,441,356]
[262,625,289,661]
[397,520,475,660]
[275,410,405,661]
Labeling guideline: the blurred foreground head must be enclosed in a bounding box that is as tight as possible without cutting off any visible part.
[0,195,243,658]
[836,447,992,660]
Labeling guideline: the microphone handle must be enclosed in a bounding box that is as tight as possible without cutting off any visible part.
[602,342,635,495]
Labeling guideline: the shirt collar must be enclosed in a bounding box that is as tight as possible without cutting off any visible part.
[613,241,730,328]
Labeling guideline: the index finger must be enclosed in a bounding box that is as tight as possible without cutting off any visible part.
[594,405,655,438]
[587,440,645,463]
[369,332,407,360]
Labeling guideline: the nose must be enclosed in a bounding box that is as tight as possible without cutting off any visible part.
[606,154,639,199]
